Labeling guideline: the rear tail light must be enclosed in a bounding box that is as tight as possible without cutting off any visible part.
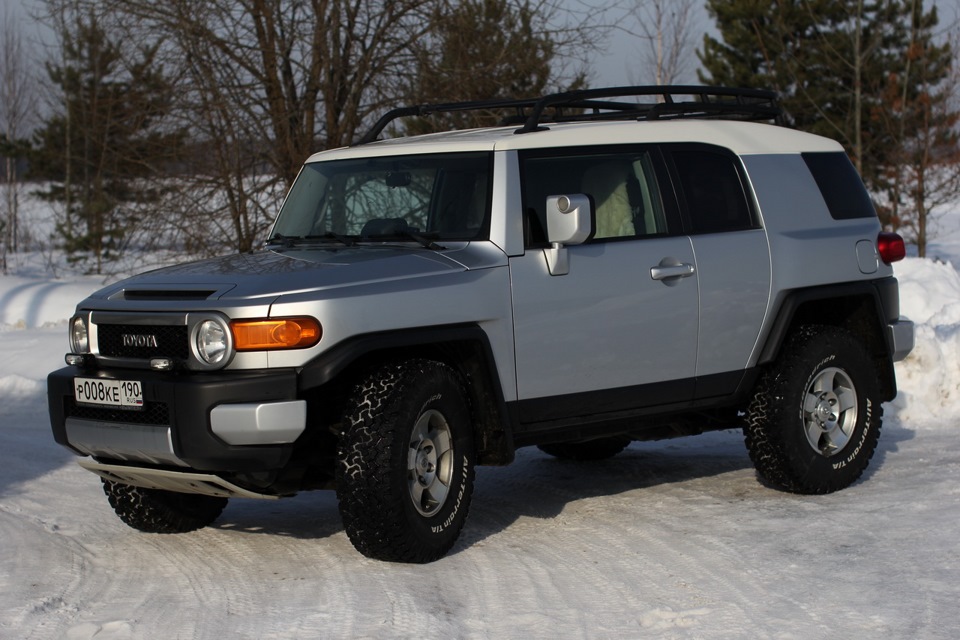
[877,232,906,264]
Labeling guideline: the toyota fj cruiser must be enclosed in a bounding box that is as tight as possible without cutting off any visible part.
[48,86,914,563]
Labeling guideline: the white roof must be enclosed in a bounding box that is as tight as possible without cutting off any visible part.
[307,119,842,163]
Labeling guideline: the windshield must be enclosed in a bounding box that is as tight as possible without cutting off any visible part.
[271,152,492,242]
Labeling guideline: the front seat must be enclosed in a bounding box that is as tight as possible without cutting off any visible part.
[581,163,636,239]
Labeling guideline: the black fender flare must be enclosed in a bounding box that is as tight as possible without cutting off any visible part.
[297,323,515,464]
[756,278,900,399]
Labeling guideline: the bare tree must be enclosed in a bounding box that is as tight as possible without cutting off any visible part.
[34,0,607,258]
[628,0,698,85]
[93,0,442,254]
[0,6,38,272]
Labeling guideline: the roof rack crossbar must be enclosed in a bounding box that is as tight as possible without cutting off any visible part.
[356,97,541,145]
[354,86,781,145]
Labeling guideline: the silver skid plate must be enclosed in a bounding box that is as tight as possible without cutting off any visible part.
[78,459,281,500]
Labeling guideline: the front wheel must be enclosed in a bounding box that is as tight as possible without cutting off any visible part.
[744,325,883,494]
[336,360,475,563]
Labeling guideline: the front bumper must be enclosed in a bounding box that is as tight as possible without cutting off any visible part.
[48,366,303,473]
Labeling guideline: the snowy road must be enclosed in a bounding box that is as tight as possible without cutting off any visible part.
[2,256,960,639]
[1,368,958,638]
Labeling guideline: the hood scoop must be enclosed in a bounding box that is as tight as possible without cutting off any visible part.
[112,287,224,301]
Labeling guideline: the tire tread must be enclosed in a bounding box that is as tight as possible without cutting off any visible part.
[744,325,883,494]
[336,359,474,563]
[102,480,227,533]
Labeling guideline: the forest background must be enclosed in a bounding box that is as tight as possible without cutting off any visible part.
[1,0,959,277]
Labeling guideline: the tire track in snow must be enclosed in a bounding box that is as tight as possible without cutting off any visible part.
[440,440,726,635]
[460,436,827,636]
[4,411,958,638]
[0,471,95,639]
[53,493,364,639]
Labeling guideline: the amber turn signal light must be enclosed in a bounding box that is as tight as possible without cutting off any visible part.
[231,317,321,351]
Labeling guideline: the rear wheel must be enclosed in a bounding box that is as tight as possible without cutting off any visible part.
[744,325,883,494]
[336,359,475,563]
[102,480,228,533]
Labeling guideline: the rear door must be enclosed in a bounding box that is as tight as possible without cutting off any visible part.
[663,144,772,398]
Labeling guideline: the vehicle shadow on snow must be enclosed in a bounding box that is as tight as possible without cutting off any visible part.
[204,424,915,550]
[859,417,914,483]
[209,430,759,544]
[212,491,344,541]
[204,431,757,543]
[457,423,916,552]
[466,430,757,527]
[0,393,79,499]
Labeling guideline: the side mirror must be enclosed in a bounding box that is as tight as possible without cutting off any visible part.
[544,194,593,276]
[546,194,593,245]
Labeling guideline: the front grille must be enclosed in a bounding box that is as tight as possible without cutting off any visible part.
[64,397,171,426]
[98,324,189,359]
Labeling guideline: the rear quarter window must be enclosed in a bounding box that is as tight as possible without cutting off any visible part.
[802,152,877,220]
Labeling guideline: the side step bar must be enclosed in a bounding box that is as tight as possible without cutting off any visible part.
[78,459,282,500]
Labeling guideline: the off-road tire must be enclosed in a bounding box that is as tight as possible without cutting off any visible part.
[102,480,228,533]
[336,359,475,563]
[538,436,631,461]
[744,325,883,494]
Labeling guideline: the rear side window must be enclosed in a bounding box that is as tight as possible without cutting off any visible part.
[802,152,877,220]
[669,148,756,234]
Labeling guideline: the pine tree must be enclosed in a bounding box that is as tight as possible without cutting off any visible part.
[698,0,956,254]
[699,1,904,173]
[873,2,958,256]
[31,10,182,273]
[405,0,583,133]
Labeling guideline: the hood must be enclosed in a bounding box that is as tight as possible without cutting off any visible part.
[89,244,494,303]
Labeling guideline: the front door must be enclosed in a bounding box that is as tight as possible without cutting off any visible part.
[509,147,699,426]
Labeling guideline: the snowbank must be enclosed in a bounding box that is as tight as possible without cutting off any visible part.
[889,258,960,428]
[0,275,106,403]
[0,276,105,330]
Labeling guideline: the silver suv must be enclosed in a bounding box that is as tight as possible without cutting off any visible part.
[48,87,914,563]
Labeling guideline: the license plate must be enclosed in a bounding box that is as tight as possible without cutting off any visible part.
[74,377,143,409]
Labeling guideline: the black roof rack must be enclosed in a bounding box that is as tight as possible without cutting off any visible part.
[355,85,782,145]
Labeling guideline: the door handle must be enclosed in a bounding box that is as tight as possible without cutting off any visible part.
[650,262,696,281]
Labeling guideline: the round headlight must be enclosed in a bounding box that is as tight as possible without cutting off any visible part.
[70,317,89,353]
[196,319,228,365]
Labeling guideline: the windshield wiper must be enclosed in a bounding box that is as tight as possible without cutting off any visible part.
[361,229,445,250]
[265,233,297,247]
[308,232,356,247]
[394,229,446,251]
[358,218,446,250]
[266,232,356,248]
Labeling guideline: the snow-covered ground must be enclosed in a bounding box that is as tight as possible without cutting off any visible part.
[1,194,959,639]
